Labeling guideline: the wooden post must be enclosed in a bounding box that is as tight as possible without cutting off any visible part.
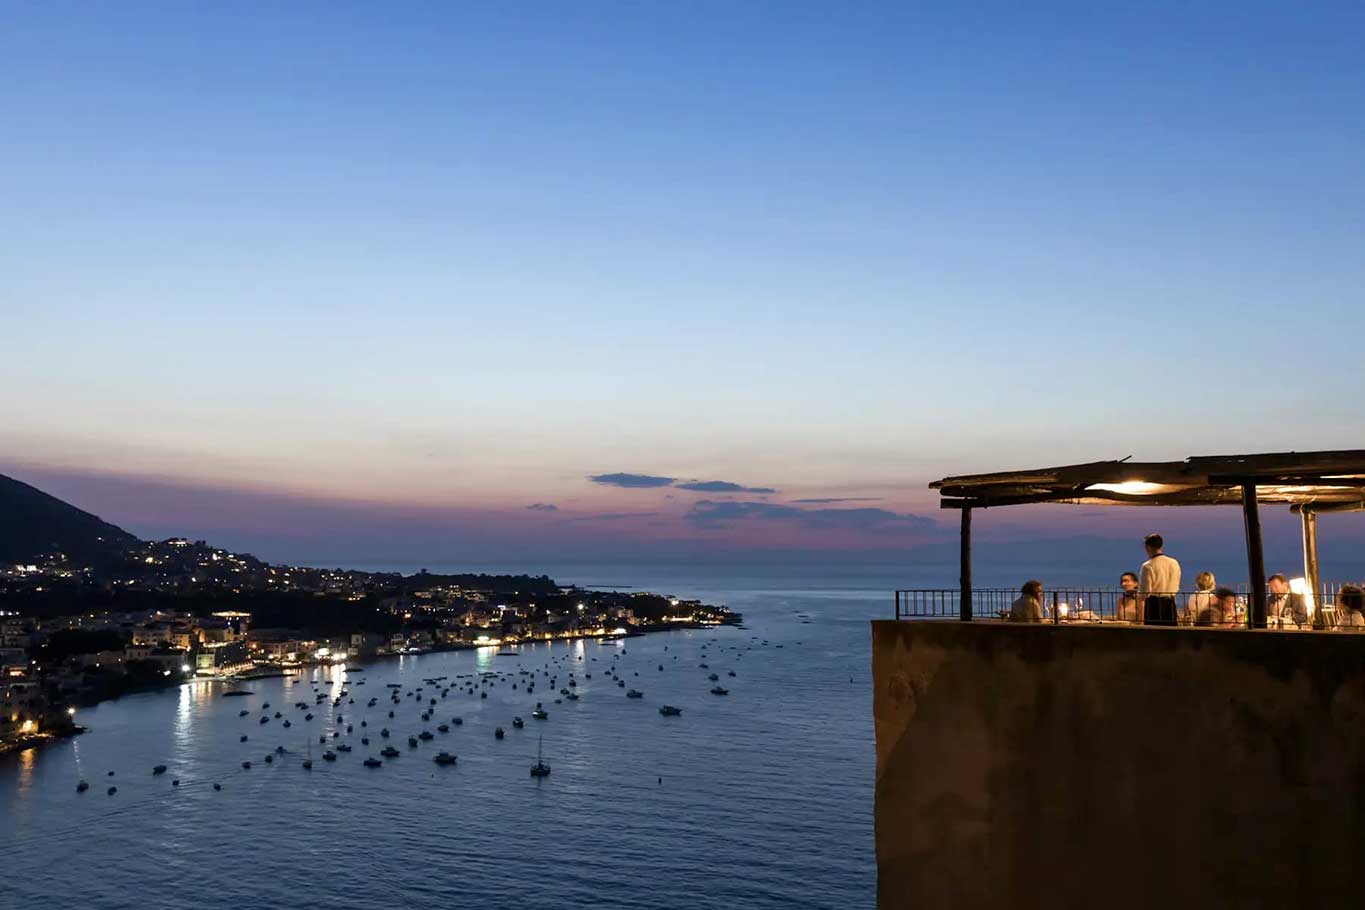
[960,507,973,622]
[1302,509,1322,627]
[1243,483,1267,628]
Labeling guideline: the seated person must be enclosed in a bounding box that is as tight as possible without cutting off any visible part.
[1195,587,1240,627]
[1115,572,1140,622]
[1182,572,1216,625]
[1338,585,1365,629]
[1267,573,1308,628]
[1010,580,1044,623]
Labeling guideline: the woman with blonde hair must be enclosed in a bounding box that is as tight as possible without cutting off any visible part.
[1182,571,1216,625]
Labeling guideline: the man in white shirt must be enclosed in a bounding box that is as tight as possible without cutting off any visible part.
[1138,533,1181,626]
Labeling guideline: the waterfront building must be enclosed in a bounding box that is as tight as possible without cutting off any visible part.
[194,640,249,675]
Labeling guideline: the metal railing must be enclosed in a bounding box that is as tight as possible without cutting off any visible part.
[894,583,1365,631]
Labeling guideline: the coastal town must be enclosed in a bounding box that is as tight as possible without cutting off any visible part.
[1,537,737,753]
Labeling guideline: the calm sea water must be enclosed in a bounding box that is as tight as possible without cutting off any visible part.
[0,572,880,909]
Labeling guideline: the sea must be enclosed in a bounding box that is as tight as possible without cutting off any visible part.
[0,566,910,910]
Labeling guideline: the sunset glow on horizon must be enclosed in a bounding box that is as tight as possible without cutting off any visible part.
[4,2,1364,570]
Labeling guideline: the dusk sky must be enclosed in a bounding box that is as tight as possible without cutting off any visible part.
[4,3,1363,573]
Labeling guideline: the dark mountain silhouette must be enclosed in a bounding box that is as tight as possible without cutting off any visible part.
[0,473,142,568]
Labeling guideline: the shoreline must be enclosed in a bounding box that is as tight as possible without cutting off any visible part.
[3,618,744,748]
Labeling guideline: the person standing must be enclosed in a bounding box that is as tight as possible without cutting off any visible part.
[1138,533,1181,626]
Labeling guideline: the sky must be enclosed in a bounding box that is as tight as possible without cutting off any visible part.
[3,2,1364,577]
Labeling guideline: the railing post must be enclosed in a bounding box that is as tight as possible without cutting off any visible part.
[1243,483,1267,628]
[960,507,973,622]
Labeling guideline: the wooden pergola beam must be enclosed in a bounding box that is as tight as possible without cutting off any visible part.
[1243,483,1267,628]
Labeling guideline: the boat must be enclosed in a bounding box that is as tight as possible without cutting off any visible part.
[419,730,433,740]
[626,689,643,699]
[222,690,252,697]
[530,735,551,778]
[152,764,167,775]
[322,750,337,762]
[381,746,400,758]
[659,705,682,716]
[494,727,505,739]
[437,724,449,733]
[708,673,719,681]
[565,692,579,701]
[238,709,250,717]
[380,728,390,738]
[259,716,269,724]
[433,751,457,766]
[337,743,353,752]
[240,734,249,742]
[364,757,383,768]
[532,709,548,720]
[710,686,729,695]
[512,717,525,728]
[107,786,117,795]
[242,761,252,769]
[264,754,273,763]
[453,717,463,726]
[77,780,89,793]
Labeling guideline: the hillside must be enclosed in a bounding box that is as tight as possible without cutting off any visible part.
[0,473,141,568]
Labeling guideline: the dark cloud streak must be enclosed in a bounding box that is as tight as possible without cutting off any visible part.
[590,472,778,494]
[675,480,777,494]
[588,473,675,488]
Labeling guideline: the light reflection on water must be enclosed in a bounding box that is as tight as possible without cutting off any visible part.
[0,585,877,909]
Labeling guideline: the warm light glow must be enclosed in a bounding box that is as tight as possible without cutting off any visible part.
[1086,481,1166,496]
[1289,577,1317,617]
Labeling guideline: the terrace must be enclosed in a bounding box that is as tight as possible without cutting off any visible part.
[895,449,1365,627]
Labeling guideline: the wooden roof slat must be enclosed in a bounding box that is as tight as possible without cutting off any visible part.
[930,449,1365,511]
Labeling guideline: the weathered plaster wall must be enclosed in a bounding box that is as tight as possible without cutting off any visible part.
[872,621,1365,909]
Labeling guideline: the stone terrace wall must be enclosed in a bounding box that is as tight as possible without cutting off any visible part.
[872,620,1365,909]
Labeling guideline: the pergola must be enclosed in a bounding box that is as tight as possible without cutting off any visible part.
[930,450,1365,626]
